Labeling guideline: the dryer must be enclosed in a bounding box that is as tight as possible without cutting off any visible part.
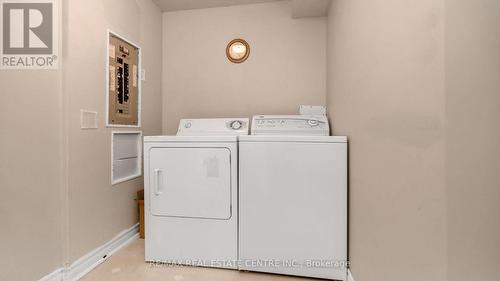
[144,118,248,268]
[238,115,348,280]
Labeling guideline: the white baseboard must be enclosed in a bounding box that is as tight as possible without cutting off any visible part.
[66,223,139,281]
[38,223,139,281]
[347,269,355,281]
[39,267,64,281]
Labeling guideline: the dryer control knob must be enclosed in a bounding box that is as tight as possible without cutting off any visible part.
[184,122,192,128]
[230,121,242,130]
[308,119,319,127]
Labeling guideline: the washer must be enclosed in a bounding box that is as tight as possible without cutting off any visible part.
[238,115,348,280]
[144,118,248,268]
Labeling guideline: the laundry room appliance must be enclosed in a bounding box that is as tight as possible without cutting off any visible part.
[251,115,330,136]
[238,115,348,280]
[144,118,248,268]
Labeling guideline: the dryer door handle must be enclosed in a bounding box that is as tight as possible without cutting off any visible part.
[154,169,162,196]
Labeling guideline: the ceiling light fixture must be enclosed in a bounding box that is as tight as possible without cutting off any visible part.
[226,39,250,64]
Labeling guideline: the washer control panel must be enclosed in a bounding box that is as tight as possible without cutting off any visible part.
[177,118,249,136]
[251,115,330,136]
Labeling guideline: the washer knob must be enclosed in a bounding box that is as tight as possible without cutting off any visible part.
[184,122,192,128]
[230,120,242,130]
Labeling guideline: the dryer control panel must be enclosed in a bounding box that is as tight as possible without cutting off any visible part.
[251,115,330,136]
[177,118,249,136]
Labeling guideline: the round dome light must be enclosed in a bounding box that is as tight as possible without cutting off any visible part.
[226,39,250,63]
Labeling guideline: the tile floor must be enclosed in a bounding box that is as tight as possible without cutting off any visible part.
[81,238,322,281]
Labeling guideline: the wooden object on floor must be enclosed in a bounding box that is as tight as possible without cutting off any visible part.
[137,189,145,239]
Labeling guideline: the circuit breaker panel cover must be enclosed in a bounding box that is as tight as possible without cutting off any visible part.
[108,34,139,126]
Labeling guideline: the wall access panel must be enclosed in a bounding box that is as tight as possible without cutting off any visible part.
[111,131,143,185]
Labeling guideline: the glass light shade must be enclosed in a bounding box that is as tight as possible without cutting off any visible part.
[226,39,250,63]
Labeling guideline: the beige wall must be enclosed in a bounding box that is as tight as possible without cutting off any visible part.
[445,1,500,280]
[0,72,63,281]
[0,3,65,280]
[0,1,162,278]
[63,0,162,262]
[327,1,447,280]
[162,1,327,134]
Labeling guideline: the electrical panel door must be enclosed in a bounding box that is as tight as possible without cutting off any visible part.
[108,34,139,126]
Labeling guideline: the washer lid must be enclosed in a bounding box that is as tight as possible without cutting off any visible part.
[177,118,249,136]
[251,115,330,136]
[239,135,347,143]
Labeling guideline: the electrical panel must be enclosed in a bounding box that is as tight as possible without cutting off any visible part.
[108,34,139,126]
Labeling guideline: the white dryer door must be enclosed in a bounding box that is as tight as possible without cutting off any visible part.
[149,147,231,219]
